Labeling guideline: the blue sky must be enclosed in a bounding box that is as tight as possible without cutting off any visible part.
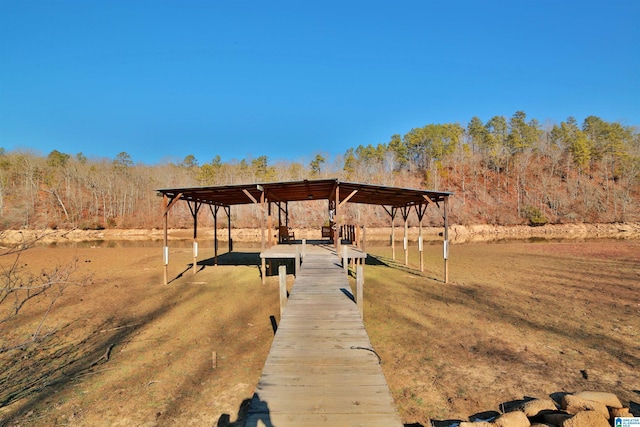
[1,0,638,165]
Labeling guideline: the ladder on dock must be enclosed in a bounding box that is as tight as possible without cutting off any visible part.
[245,249,402,426]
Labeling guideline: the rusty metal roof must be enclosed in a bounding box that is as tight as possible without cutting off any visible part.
[157,179,452,208]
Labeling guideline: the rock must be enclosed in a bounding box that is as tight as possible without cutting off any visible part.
[470,410,501,422]
[610,406,633,418]
[492,411,531,427]
[541,412,571,425]
[517,399,558,417]
[562,394,609,419]
[573,391,623,408]
[560,410,609,427]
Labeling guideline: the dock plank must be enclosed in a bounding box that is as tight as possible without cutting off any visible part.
[248,245,402,426]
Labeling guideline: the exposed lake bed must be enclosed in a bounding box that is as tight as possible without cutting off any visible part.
[1,227,638,426]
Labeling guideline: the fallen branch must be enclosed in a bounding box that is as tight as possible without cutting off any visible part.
[90,343,115,368]
[100,324,139,333]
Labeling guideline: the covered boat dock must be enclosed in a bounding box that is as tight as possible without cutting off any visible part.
[156,178,453,284]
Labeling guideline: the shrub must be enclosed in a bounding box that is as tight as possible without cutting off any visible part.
[524,206,548,227]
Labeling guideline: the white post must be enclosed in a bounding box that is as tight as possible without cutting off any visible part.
[419,235,424,272]
[343,246,348,275]
[279,265,287,318]
[302,238,306,260]
[356,264,364,318]
[192,240,198,274]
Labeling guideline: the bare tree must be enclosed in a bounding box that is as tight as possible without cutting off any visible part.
[0,230,85,354]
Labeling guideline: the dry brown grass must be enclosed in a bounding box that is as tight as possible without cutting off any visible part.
[364,240,640,425]
[0,239,638,426]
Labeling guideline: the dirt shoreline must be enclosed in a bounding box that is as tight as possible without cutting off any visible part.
[1,222,640,245]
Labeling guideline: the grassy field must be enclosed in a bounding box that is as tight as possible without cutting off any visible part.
[1,238,638,426]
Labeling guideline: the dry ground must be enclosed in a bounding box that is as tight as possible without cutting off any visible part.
[0,238,638,426]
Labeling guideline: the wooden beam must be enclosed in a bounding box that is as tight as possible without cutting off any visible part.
[338,189,358,208]
[163,193,183,216]
[242,188,259,205]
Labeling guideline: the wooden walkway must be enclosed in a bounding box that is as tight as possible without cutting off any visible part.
[246,245,402,426]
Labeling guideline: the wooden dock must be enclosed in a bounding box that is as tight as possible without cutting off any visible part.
[259,241,367,284]
[246,245,402,426]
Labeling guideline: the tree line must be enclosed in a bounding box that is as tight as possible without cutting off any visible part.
[1,112,638,230]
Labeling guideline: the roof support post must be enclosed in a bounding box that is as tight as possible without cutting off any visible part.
[162,193,183,285]
[361,225,367,252]
[401,206,410,266]
[276,201,282,229]
[163,195,169,285]
[193,209,198,275]
[242,187,266,250]
[276,201,289,228]
[260,190,266,251]
[334,184,340,252]
[274,201,291,244]
[209,204,220,266]
[214,205,219,266]
[392,208,396,260]
[285,202,289,227]
[382,206,397,261]
[414,203,428,272]
[188,201,202,275]
[443,195,450,283]
[267,200,273,248]
[225,206,232,253]
[419,218,423,272]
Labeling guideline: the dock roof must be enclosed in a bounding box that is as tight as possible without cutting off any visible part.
[157,178,452,208]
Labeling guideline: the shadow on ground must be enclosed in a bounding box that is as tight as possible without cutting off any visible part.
[215,387,640,426]
[0,306,166,423]
[196,252,296,277]
[199,252,261,267]
[366,253,442,282]
[242,393,275,427]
